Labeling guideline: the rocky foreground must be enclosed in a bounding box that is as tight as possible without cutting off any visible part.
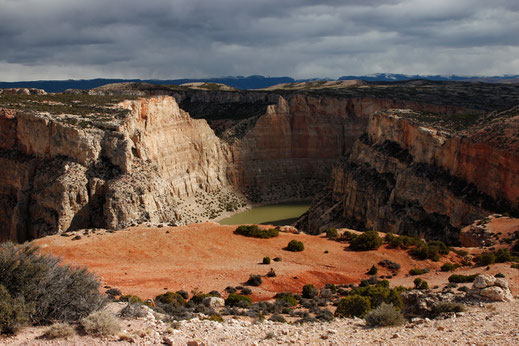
[3,298,519,345]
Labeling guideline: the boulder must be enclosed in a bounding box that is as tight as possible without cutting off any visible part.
[473,274,496,289]
[202,297,225,308]
[479,286,513,302]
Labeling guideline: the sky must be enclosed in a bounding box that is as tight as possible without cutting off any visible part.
[1,0,519,81]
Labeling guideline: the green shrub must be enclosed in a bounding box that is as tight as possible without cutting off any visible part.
[495,272,505,278]
[302,284,319,299]
[155,292,186,306]
[448,274,479,283]
[385,233,424,249]
[413,278,429,290]
[367,265,378,275]
[225,293,252,307]
[512,263,519,269]
[246,275,263,286]
[286,240,304,252]
[234,225,279,239]
[348,281,404,310]
[409,240,449,261]
[364,303,405,327]
[340,231,358,242]
[0,284,28,335]
[0,242,105,324]
[274,292,298,306]
[42,323,76,339]
[495,249,511,263]
[326,228,339,239]
[350,231,383,251]
[440,263,459,272]
[475,252,496,266]
[262,257,271,265]
[119,295,144,304]
[409,268,429,276]
[273,257,282,262]
[335,295,371,318]
[80,311,121,336]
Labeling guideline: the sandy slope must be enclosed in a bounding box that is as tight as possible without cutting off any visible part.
[34,222,519,300]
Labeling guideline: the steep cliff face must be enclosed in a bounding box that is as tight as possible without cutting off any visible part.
[228,94,468,202]
[299,109,519,243]
[0,96,234,241]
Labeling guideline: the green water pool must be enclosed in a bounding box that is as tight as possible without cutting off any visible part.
[218,201,311,226]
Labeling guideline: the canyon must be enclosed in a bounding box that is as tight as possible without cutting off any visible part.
[0,81,518,243]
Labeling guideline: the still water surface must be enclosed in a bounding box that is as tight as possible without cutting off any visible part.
[218,201,311,226]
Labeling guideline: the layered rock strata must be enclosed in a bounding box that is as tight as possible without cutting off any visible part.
[0,96,233,242]
[298,109,519,243]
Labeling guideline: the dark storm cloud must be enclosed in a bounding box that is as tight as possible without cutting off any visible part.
[0,0,518,81]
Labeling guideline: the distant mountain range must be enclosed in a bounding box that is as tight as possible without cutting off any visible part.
[1,74,518,92]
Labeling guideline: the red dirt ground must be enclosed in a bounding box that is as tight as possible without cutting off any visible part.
[34,221,519,301]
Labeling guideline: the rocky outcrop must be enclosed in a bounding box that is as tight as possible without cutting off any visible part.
[0,96,234,241]
[299,109,519,242]
[470,274,513,302]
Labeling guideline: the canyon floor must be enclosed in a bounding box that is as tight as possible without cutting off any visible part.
[34,221,519,300]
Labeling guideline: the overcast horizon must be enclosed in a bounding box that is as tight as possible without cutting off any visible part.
[1,0,518,82]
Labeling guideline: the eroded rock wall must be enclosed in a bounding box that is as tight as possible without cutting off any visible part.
[298,111,519,243]
[0,96,234,241]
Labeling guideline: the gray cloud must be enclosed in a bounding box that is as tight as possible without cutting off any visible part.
[0,0,518,81]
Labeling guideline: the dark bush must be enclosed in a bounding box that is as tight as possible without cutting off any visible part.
[409,268,429,276]
[495,273,505,278]
[316,308,334,321]
[367,265,378,275]
[364,303,405,327]
[286,240,304,252]
[340,231,358,242]
[495,249,511,263]
[0,285,28,335]
[326,228,339,239]
[105,288,121,296]
[378,259,401,270]
[430,302,466,318]
[119,295,144,304]
[246,275,263,286]
[225,293,252,307]
[448,274,479,283]
[440,263,459,272]
[225,286,237,293]
[273,257,282,262]
[269,314,286,323]
[335,295,371,318]
[409,241,449,261]
[176,290,189,300]
[350,231,382,251]
[0,242,105,325]
[266,268,276,277]
[302,284,319,299]
[413,278,429,290]
[234,225,279,239]
[475,252,496,266]
[262,256,271,265]
[240,288,252,295]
